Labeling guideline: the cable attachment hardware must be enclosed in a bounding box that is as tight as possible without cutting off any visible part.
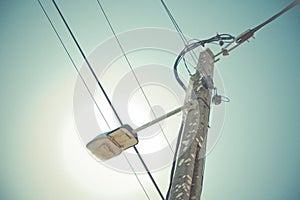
[201,76,214,90]
[212,88,230,105]
[221,48,229,56]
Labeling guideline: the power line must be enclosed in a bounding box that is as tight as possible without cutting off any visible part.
[95,1,167,199]
[159,0,188,45]
[165,121,184,199]
[159,0,210,78]
[174,34,235,90]
[252,0,300,33]
[36,0,110,130]
[39,0,150,199]
[52,0,165,199]
[123,153,151,200]
[38,0,300,199]
[214,0,300,58]
[95,0,174,155]
[52,0,123,125]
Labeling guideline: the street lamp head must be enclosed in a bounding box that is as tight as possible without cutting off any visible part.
[86,125,138,161]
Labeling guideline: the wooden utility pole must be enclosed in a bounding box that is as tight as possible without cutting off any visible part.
[168,49,214,200]
[168,2,300,199]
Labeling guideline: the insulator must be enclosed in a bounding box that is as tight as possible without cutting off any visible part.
[212,94,222,105]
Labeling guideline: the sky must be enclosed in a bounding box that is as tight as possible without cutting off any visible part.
[1,0,300,200]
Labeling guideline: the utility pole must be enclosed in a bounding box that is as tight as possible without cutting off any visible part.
[168,49,214,200]
[168,2,300,199]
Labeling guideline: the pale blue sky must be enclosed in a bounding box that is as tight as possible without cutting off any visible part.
[0,0,300,199]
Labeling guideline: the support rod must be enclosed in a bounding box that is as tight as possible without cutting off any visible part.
[132,103,192,134]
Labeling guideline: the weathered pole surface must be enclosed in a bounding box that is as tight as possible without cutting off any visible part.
[168,49,214,200]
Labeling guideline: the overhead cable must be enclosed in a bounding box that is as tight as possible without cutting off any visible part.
[95,1,168,199]
[40,0,150,199]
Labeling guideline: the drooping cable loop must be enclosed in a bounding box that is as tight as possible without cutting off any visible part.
[173,34,235,90]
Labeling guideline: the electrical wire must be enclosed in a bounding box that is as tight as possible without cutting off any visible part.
[165,121,185,199]
[36,0,110,130]
[51,0,124,125]
[215,0,300,58]
[159,0,209,77]
[123,153,151,200]
[95,1,168,199]
[174,34,235,90]
[50,0,165,199]
[39,0,150,199]
[251,0,300,33]
[159,0,188,46]
[95,0,174,155]
[165,94,213,200]
[182,57,192,76]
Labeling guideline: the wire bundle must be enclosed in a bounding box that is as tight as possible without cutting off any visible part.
[174,34,235,90]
